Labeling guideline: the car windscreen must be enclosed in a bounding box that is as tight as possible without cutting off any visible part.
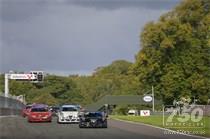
[53,107,59,110]
[85,113,103,118]
[31,107,48,112]
[52,107,59,111]
[26,106,31,109]
[61,107,78,111]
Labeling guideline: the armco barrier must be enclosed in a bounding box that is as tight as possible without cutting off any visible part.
[0,96,25,116]
[0,108,22,116]
[205,105,210,116]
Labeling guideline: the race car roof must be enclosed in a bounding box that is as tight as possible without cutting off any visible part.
[61,104,80,107]
[32,104,48,108]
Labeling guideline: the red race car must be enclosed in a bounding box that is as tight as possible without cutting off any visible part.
[21,105,32,117]
[28,104,52,122]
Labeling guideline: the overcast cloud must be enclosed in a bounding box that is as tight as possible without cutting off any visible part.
[0,0,180,75]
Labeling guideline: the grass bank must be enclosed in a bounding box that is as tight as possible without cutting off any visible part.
[111,115,210,137]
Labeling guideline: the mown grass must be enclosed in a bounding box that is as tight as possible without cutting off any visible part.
[111,115,210,137]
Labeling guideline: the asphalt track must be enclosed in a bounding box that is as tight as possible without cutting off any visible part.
[0,116,206,139]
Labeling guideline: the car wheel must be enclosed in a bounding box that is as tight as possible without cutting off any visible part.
[57,119,61,124]
[79,124,84,128]
[103,122,108,128]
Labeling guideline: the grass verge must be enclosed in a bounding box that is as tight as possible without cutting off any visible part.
[111,115,210,137]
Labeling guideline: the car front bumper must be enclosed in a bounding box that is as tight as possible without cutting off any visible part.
[79,121,106,127]
[58,117,80,123]
[28,116,52,122]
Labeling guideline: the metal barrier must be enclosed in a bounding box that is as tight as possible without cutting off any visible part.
[204,105,210,116]
[0,96,25,116]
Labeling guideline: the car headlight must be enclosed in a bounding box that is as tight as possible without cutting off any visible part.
[31,115,36,118]
[45,114,51,118]
[59,113,64,118]
[81,117,85,121]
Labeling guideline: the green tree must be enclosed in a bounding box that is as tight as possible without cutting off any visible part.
[131,0,210,104]
[0,74,4,94]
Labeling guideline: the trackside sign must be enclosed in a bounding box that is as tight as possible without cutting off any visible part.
[143,95,153,102]
[140,110,150,116]
[9,74,36,80]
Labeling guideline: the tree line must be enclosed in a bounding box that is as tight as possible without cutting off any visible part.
[0,0,209,106]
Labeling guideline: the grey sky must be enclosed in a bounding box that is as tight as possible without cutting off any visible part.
[0,0,180,75]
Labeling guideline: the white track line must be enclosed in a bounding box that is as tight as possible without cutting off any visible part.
[0,115,19,118]
[112,118,210,139]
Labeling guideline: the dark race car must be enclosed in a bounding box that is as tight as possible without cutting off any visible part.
[79,112,108,128]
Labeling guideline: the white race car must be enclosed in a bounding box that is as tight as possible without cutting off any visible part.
[57,105,80,123]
